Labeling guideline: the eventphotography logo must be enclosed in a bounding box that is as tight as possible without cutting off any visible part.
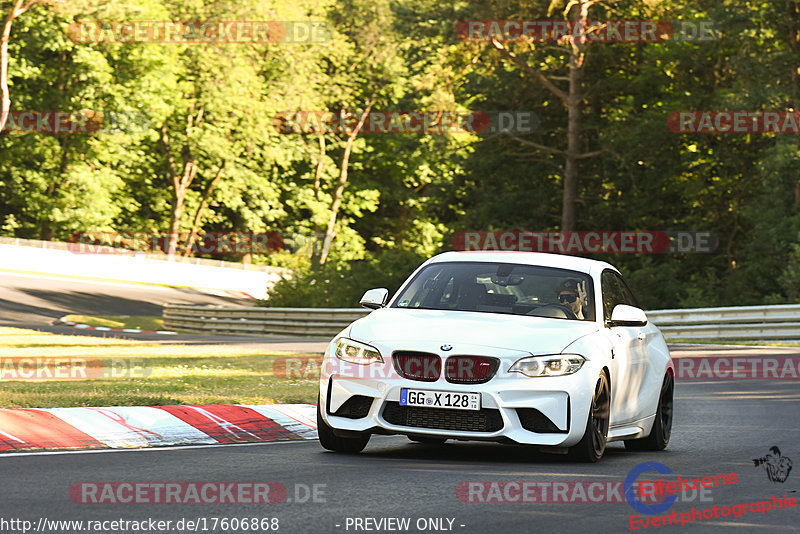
[753,447,793,483]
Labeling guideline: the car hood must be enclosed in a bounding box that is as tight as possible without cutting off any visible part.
[348,308,599,355]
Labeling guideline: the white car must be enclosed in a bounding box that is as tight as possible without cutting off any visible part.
[317,251,674,462]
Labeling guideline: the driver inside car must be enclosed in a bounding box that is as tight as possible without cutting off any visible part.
[556,279,588,320]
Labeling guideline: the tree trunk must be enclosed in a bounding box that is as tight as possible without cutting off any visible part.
[166,156,196,257]
[161,109,200,258]
[788,0,800,208]
[310,134,326,263]
[183,162,225,257]
[562,2,589,231]
[319,96,376,264]
[491,0,597,231]
[168,190,185,256]
[313,134,325,200]
[0,1,22,134]
[562,62,582,231]
[1,1,33,134]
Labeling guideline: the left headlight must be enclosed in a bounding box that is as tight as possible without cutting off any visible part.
[334,338,383,365]
[509,354,585,377]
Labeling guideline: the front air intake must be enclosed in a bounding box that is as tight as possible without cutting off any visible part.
[331,395,374,419]
[382,402,503,432]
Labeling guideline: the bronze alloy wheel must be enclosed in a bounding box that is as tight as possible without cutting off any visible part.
[569,372,610,462]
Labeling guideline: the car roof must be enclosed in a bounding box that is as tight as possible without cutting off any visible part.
[425,251,618,277]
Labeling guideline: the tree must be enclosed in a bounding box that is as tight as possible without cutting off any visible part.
[0,0,178,239]
[1,0,60,133]
[153,0,321,258]
[485,0,619,230]
[316,0,408,264]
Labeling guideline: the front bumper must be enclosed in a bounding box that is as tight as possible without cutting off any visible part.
[319,347,600,447]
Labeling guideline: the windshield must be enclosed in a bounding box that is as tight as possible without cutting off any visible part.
[391,261,595,321]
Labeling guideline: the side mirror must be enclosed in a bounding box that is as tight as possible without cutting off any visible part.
[360,288,389,310]
[606,304,648,327]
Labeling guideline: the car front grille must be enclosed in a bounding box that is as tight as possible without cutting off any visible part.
[444,355,500,384]
[382,402,503,432]
[392,351,441,382]
[331,395,374,419]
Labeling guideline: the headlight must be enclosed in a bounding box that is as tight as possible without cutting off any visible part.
[509,354,585,377]
[334,338,383,365]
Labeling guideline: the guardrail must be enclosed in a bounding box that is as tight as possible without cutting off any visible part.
[163,303,800,341]
[163,305,369,338]
[646,304,800,340]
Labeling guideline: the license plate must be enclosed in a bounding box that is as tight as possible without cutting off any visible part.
[399,388,481,411]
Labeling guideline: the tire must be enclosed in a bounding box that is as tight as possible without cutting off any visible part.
[316,398,370,453]
[408,436,447,445]
[568,372,610,462]
[625,373,674,452]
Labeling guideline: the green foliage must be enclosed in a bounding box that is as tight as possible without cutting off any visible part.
[3,0,800,308]
[262,248,425,308]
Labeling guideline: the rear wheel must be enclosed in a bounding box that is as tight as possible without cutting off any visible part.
[317,397,370,453]
[625,373,673,451]
[408,435,447,445]
[569,372,610,462]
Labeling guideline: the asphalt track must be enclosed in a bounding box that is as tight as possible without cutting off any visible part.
[1,271,800,533]
[0,379,798,533]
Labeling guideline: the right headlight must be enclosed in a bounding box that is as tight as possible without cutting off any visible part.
[334,338,383,365]
[509,354,585,377]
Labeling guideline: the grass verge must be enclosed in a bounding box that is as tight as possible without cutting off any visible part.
[0,327,319,408]
[64,315,165,331]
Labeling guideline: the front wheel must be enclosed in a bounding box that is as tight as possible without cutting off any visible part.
[568,372,610,462]
[625,373,673,451]
[317,398,370,453]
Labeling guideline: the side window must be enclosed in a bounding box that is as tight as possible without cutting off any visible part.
[601,270,625,321]
[615,274,639,308]
[602,270,640,321]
